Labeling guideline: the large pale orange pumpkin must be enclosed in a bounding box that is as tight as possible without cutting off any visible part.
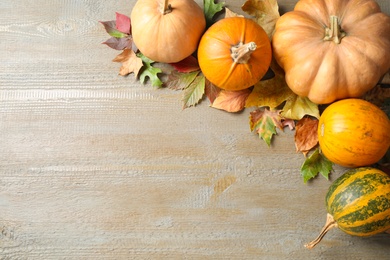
[272,0,390,104]
[130,0,206,63]
[197,17,272,91]
[318,99,390,168]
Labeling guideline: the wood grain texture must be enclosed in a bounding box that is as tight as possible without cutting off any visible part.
[1,0,389,259]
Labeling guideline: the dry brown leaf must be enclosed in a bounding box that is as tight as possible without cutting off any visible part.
[225,7,244,18]
[112,49,143,77]
[294,117,319,156]
[212,89,252,112]
[205,80,221,104]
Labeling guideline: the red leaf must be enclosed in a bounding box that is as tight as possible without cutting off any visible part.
[170,56,200,73]
[205,80,221,104]
[116,12,131,34]
[102,36,133,50]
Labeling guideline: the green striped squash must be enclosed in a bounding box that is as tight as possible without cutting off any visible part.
[305,167,390,249]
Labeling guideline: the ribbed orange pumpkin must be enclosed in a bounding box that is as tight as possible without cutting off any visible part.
[318,99,390,167]
[272,0,390,104]
[131,0,206,63]
[197,17,272,91]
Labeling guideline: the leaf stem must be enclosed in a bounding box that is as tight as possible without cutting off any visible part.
[305,213,338,249]
[231,42,257,64]
[162,0,172,14]
[323,15,346,44]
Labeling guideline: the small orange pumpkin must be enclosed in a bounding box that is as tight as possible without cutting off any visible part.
[131,0,206,63]
[197,17,272,91]
[318,99,390,168]
[272,0,390,104]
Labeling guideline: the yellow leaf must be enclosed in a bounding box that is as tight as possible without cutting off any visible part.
[282,96,320,120]
[241,0,280,39]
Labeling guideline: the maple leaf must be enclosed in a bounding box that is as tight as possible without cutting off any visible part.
[245,61,295,109]
[205,80,221,104]
[300,148,333,183]
[241,0,280,39]
[182,74,206,109]
[164,70,200,90]
[211,89,252,113]
[112,49,143,77]
[169,56,200,73]
[250,107,285,146]
[138,53,163,87]
[282,95,320,120]
[115,12,131,34]
[204,0,225,28]
[294,117,319,156]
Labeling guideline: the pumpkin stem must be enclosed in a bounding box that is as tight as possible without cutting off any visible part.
[162,0,172,14]
[304,213,338,249]
[324,15,346,44]
[231,42,257,64]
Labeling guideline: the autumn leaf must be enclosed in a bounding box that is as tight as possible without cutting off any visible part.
[225,7,244,18]
[300,148,333,183]
[204,0,225,28]
[169,56,200,73]
[294,117,319,156]
[250,107,286,146]
[182,74,206,109]
[103,36,133,50]
[164,70,200,90]
[205,80,221,104]
[115,12,131,34]
[137,53,163,87]
[245,62,295,109]
[282,95,320,120]
[241,0,280,39]
[112,49,143,77]
[211,89,252,112]
[100,20,127,38]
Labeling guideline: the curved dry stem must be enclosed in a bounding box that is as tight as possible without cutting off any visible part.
[162,0,172,14]
[305,213,338,249]
[231,42,257,64]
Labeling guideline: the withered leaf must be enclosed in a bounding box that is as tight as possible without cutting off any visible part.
[103,36,133,50]
[282,95,320,120]
[225,7,244,18]
[250,107,285,146]
[112,49,143,77]
[164,70,200,90]
[211,89,252,113]
[294,117,319,156]
[241,0,280,39]
[205,80,221,104]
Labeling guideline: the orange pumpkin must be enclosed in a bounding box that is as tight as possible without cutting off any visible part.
[272,0,390,104]
[197,17,272,91]
[130,0,206,63]
[318,99,390,168]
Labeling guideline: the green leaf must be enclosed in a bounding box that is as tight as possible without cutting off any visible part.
[282,95,320,120]
[250,108,284,146]
[300,148,333,183]
[204,0,225,27]
[137,53,163,87]
[182,74,206,109]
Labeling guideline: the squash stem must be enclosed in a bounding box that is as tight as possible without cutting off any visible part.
[231,42,257,64]
[162,0,172,14]
[324,15,346,44]
[305,213,338,249]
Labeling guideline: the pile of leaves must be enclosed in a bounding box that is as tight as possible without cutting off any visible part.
[101,0,390,183]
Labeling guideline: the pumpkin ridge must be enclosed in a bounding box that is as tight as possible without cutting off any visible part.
[340,205,390,230]
[339,215,390,237]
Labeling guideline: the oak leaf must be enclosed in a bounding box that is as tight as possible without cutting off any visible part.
[211,89,252,113]
[294,117,319,156]
[138,54,163,87]
[112,49,143,77]
[204,0,225,28]
[300,148,333,183]
[241,0,280,39]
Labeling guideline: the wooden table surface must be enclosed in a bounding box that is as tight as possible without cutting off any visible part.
[1,0,389,259]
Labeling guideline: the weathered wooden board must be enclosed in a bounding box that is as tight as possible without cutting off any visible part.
[1,0,389,259]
